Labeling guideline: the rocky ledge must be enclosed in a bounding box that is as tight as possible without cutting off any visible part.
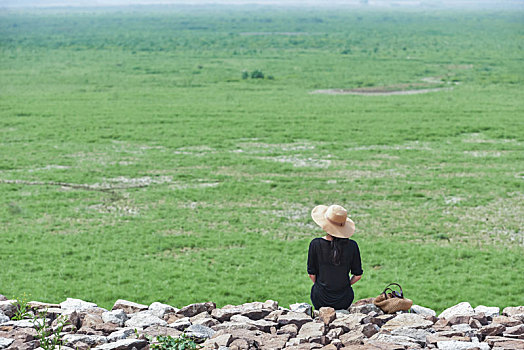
[0,294,523,350]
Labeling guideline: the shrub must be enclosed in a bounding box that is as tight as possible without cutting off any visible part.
[250,69,264,79]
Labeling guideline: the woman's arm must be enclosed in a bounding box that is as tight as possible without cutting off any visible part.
[309,274,316,283]
[350,274,362,285]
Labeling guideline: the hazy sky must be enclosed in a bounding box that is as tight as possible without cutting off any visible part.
[1,0,523,9]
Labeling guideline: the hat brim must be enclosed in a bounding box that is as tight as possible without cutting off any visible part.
[311,205,355,238]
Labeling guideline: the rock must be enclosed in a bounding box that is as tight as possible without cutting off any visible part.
[0,313,9,325]
[325,327,343,342]
[410,304,436,317]
[229,338,249,350]
[5,339,39,350]
[474,305,500,318]
[360,323,380,338]
[277,312,313,329]
[492,315,521,327]
[82,313,104,329]
[0,301,16,319]
[229,315,277,332]
[168,317,191,331]
[318,307,336,325]
[203,334,233,349]
[505,324,524,336]
[149,302,177,319]
[102,309,128,327]
[265,309,287,322]
[330,313,366,331]
[480,323,506,336]
[63,334,108,347]
[124,311,167,328]
[297,322,325,342]
[107,327,137,342]
[438,302,474,320]
[390,328,431,345]
[1,320,38,328]
[433,317,452,331]
[192,316,219,328]
[92,339,147,349]
[349,304,383,315]
[340,330,365,345]
[426,333,470,345]
[320,344,337,350]
[485,336,524,349]
[472,313,489,325]
[447,314,472,325]
[468,318,482,329]
[0,338,14,349]
[211,321,258,331]
[260,333,290,348]
[451,323,473,334]
[436,340,490,350]
[278,323,299,337]
[290,303,313,317]
[111,300,148,314]
[381,313,433,331]
[0,296,6,302]
[60,298,98,312]
[368,333,422,348]
[503,306,524,317]
[185,324,215,341]
[140,325,181,338]
[177,302,216,318]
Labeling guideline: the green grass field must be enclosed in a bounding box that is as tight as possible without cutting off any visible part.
[1,5,523,313]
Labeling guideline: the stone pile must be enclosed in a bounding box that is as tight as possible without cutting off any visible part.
[0,294,523,349]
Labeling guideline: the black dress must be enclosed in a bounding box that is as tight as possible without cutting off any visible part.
[307,237,363,310]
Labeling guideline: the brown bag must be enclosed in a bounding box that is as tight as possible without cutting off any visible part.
[373,283,413,314]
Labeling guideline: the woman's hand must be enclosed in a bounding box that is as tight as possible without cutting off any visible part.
[309,274,316,283]
[350,275,362,285]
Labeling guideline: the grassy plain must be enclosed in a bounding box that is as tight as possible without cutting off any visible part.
[0,5,523,313]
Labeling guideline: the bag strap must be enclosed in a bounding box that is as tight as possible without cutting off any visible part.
[381,283,404,299]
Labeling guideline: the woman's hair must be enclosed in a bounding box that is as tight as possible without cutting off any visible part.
[330,236,344,265]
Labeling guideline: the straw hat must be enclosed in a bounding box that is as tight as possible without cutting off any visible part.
[311,204,355,238]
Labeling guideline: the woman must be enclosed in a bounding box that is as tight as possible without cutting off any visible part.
[307,204,363,310]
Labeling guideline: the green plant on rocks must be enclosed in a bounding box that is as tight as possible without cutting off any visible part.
[33,309,70,350]
[149,334,201,350]
[11,292,31,320]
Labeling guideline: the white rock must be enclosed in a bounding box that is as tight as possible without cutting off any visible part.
[0,337,15,349]
[149,302,176,319]
[391,328,431,344]
[438,302,474,319]
[102,309,128,326]
[289,303,313,317]
[107,327,139,342]
[63,334,108,347]
[124,311,167,328]
[60,298,98,311]
[168,317,191,331]
[0,312,9,324]
[411,304,436,317]
[112,299,148,314]
[1,319,46,328]
[0,301,17,318]
[503,306,524,317]
[382,313,433,331]
[369,333,420,348]
[452,324,473,332]
[92,338,148,349]
[474,305,500,318]
[436,340,490,350]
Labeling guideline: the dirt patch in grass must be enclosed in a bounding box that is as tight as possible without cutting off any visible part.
[311,87,452,96]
